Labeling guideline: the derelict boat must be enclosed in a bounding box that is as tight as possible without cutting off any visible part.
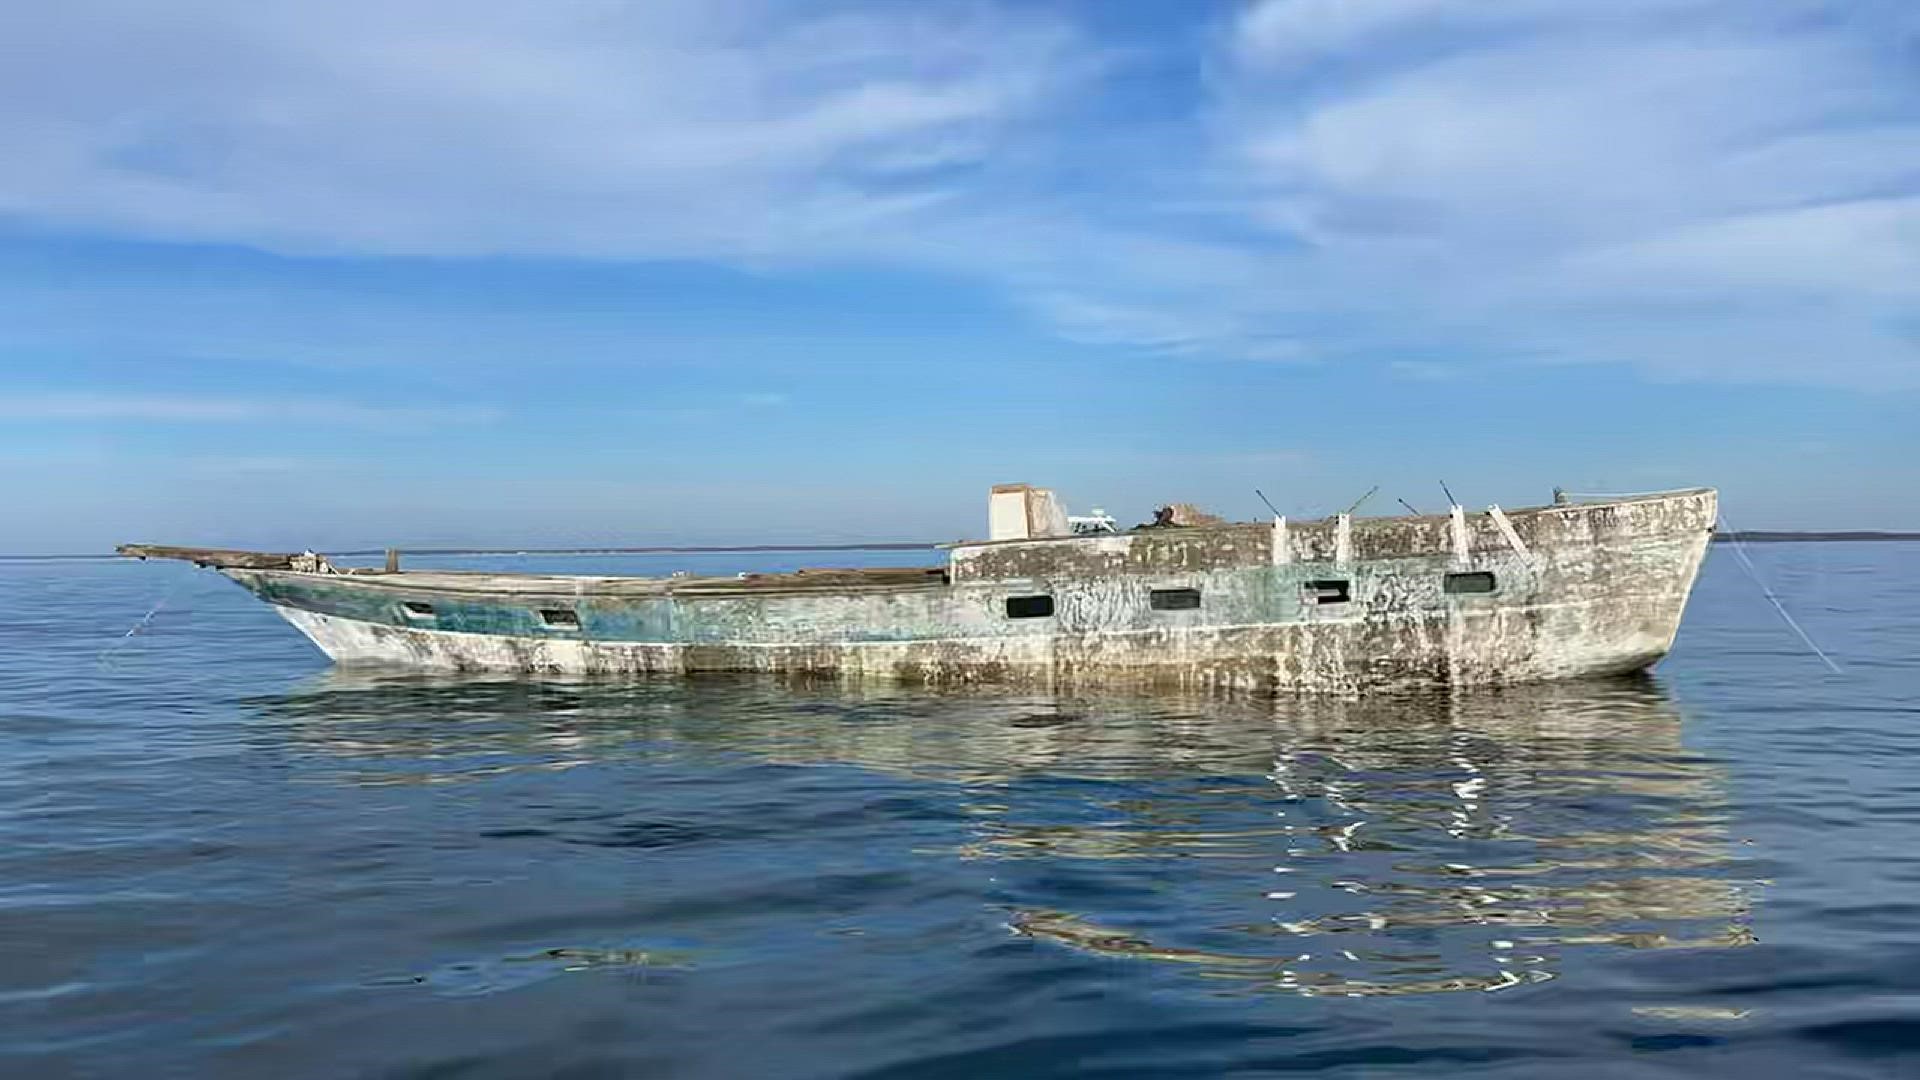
[119,485,1717,693]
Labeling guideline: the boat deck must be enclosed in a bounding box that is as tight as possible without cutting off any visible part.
[350,565,954,597]
[114,546,952,597]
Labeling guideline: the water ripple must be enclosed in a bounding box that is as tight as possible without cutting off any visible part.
[4,547,1920,1075]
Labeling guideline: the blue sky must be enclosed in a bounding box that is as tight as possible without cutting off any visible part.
[2,0,1917,553]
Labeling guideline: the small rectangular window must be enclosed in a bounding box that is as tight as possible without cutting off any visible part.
[1445,571,1497,594]
[1149,587,1202,611]
[1005,595,1055,619]
[400,601,435,618]
[539,608,581,629]
[1304,580,1350,605]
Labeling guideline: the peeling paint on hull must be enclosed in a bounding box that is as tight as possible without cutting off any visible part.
[224,489,1717,694]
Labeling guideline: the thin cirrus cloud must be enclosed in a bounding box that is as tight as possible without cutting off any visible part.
[0,393,501,426]
[0,0,1916,387]
[0,0,1080,259]
[1185,0,1920,386]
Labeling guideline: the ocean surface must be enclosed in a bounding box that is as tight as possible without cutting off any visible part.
[3,543,1916,1078]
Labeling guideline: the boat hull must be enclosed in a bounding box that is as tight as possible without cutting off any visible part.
[217,488,1717,693]
[272,598,1682,691]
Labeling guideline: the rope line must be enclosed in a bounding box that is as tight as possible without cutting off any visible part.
[97,576,183,667]
[1719,515,1843,675]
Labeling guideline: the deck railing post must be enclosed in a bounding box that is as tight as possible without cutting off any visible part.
[1487,506,1534,566]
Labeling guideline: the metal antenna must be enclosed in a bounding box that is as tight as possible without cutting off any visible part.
[1342,485,1380,517]
[1396,498,1421,515]
[1439,480,1459,506]
[1254,488,1283,517]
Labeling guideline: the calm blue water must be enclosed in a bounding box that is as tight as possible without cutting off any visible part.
[3,544,1917,1078]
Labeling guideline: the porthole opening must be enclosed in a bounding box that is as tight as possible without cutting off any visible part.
[1005,595,1055,619]
[539,608,581,629]
[1149,587,1202,611]
[1304,580,1350,605]
[400,601,435,618]
[1444,571,1497,595]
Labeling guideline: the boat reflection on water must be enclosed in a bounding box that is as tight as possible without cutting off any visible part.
[252,672,1757,997]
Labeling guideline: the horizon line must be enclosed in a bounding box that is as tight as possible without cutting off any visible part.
[9,530,1920,560]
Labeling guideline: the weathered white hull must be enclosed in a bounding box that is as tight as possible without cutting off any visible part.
[135,486,1718,694]
[275,578,1690,692]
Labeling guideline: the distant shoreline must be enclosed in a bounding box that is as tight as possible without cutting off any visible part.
[1713,532,1920,543]
[6,532,1919,560]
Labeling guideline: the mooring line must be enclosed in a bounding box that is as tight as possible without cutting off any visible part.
[97,577,184,668]
[1719,515,1843,675]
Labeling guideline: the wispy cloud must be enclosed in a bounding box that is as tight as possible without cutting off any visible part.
[1187,0,1920,386]
[0,0,1082,259]
[624,391,790,422]
[1387,360,1466,382]
[0,393,501,426]
[0,0,1917,387]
